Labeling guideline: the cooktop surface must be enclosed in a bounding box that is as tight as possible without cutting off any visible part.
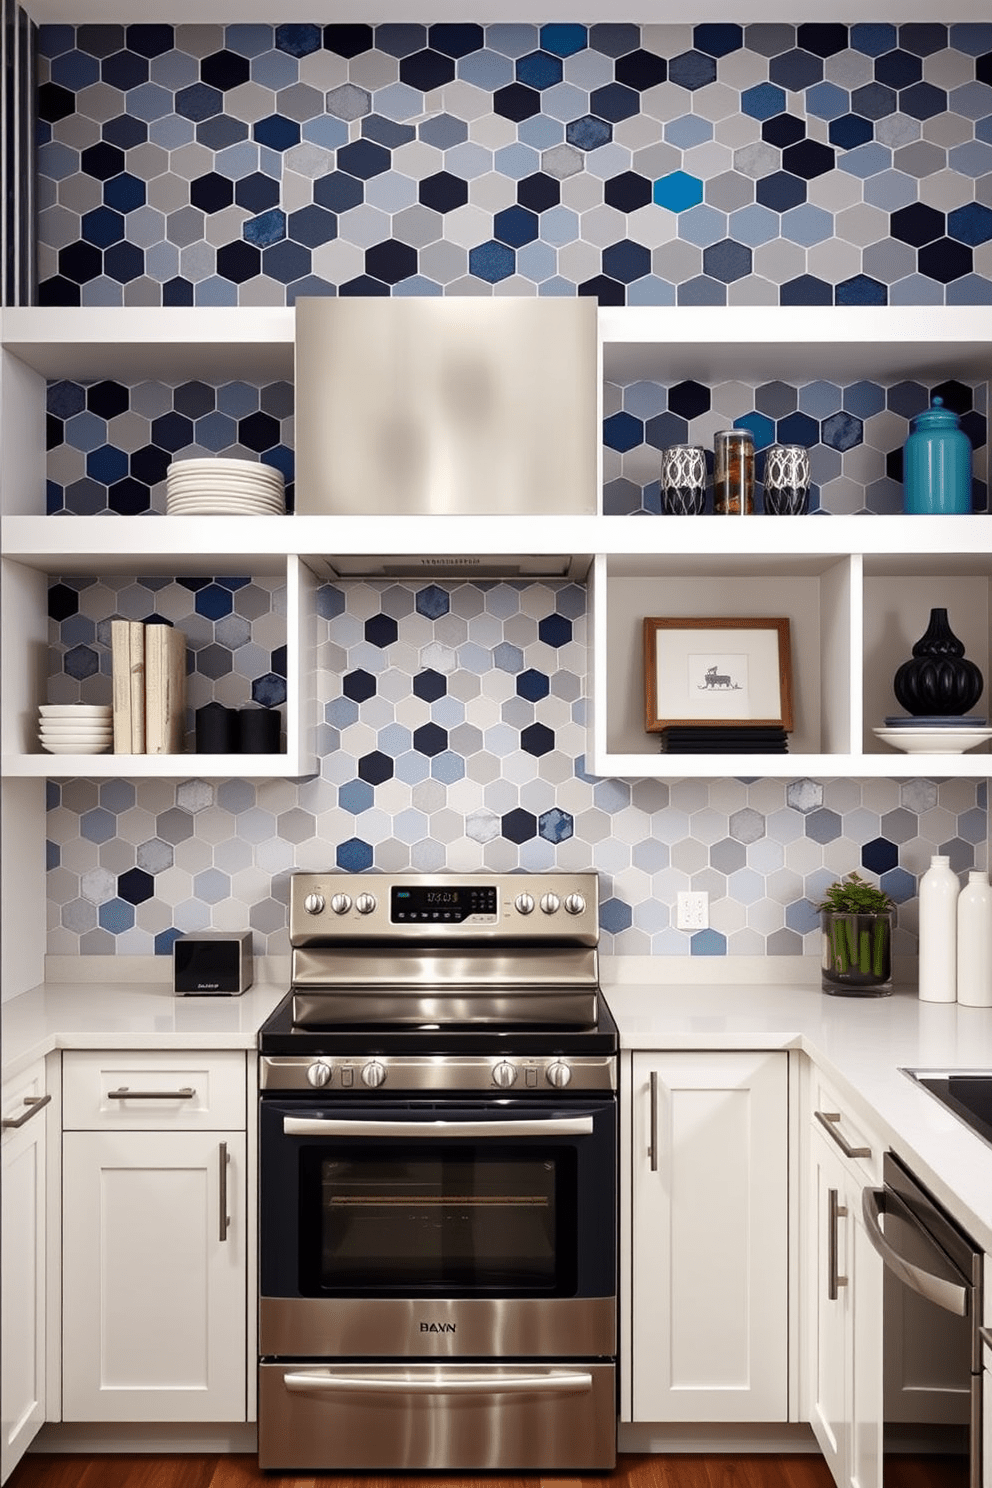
[903,1069,992,1149]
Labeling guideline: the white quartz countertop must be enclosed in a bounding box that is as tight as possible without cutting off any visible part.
[4,972,991,1252]
[1,979,287,1080]
[602,977,992,1253]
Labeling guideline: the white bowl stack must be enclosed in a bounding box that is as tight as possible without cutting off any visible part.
[873,715,992,754]
[39,704,113,754]
[166,456,286,516]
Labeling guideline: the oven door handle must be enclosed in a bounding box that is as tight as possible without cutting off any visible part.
[283,1369,593,1396]
[281,1115,595,1138]
[862,1186,970,1317]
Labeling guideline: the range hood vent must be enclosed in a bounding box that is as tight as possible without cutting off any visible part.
[317,553,588,581]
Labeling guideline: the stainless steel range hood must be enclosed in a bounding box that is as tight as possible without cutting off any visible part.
[295,297,597,521]
[314,552,588,580]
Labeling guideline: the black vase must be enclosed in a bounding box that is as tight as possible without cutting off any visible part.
[893,607,984,716]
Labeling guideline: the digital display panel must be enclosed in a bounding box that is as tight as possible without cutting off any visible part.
[390,884,498,923]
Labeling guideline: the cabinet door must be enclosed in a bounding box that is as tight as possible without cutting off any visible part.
[62,1129,246,1423]
[809,1124,852,1484]
[630,1050,788,1422]
[849,1176,882,1488]
[1,1062,47,1483]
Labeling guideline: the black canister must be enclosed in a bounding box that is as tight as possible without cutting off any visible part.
[195,702,237,753]
[238,706,281,753]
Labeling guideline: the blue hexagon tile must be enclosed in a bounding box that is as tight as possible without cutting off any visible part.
[48,572,287,745]
[35,22,992,306]
[46,377,294,513]
[44,576,986,961]
[603,373,989,513]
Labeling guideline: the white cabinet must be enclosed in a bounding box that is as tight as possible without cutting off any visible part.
[806,1078,883,1488]
[1,1058,49,1483]
[60,1051,247,1424]
[624,1049,788,1424]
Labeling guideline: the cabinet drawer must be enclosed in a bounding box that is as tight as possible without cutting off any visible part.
[809,1067,883,1187]
[62,1051,245,1130]
[1,1058,48,1145]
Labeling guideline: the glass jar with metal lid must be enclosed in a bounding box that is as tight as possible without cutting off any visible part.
[714,429,754,514]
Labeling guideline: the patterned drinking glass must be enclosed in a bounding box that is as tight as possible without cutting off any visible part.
[661,444,706,515]
[763,443,811,515]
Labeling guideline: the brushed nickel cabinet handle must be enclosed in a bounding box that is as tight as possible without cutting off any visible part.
[815,1108,872,1160]
[1,1093,51,1129]
[219,1141,230,1243]
[828,1186,848,1301]
[649,1070,659,1172]
[107,1086,196,1100]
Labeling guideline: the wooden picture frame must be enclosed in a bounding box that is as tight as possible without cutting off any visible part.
[643,617,793,732]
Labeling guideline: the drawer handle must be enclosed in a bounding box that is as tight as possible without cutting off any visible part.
[815,1109,871,1160]
[107,1086,196,1101]
[2,1093,51,1129]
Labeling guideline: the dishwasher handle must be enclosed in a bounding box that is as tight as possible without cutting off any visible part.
[862,1185,970,1317]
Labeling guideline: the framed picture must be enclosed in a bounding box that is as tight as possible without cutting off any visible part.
[643,617,793,731]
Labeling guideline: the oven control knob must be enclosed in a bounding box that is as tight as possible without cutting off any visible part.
[514,893,535,915]
[355,893,377,915]
[492,1061,518,1089]
[330,893,352,916]
[540,892,561,915]
[303,892,325,916]
[563,893,586,916]
[361,1060,387,1089]
[546,1060,572,1089]
[307,1061,332,1088]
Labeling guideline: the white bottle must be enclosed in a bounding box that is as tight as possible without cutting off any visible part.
[917,855,959,1003]
[956,870,992,1007]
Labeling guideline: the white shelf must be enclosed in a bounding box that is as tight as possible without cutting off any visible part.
[1,753,306,778]
[3,514,990,575]
[591,753,991,779]
[600,305,992,385]
[0,307,294,383]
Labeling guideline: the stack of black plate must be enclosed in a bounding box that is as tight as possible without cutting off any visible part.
[659,727,790,753]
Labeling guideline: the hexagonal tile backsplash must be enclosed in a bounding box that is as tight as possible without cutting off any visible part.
[46,576,987,961]
[36,21,992,306]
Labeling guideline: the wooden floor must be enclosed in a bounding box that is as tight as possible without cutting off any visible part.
[5,1455,837,1488]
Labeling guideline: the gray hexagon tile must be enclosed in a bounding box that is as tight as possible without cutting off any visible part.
[34,21,992,306]
[43,576,988,962]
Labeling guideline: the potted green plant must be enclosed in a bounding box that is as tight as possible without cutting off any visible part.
[817,872,895,996]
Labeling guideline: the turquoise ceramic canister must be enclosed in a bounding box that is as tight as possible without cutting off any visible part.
[902,396,973,514]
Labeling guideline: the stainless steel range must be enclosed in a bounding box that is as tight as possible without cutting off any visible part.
[257,871,618,1473]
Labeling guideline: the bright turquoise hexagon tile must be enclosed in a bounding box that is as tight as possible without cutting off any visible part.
[652,171,704,212]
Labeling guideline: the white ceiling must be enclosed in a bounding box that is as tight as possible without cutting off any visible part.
[23,0,989,25]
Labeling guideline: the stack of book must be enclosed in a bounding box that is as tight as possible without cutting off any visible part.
[111,620,187,754]
[659,726,790,754]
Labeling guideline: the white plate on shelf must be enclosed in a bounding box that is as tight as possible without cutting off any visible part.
[165,494,285,511]
[169,456,284,473]
[166,474,284,492]
[39,739,113,754]
[167,469,284,488]
[39,726,114,738]
[166,503,285,516]
[38,704,112,717]
[873,726,992,754]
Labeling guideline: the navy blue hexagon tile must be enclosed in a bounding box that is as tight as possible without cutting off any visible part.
[46,572,286,750]
[603,375,988,514]
[42,572,986,965]
[46,377,293,514]
[34,21,992,307]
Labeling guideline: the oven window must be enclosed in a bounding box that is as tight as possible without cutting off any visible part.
[299,1145,577,1296]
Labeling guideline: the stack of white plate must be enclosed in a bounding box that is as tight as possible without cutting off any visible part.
[38,704,113,754]
[873,715,992,754]
[166,457,286,516]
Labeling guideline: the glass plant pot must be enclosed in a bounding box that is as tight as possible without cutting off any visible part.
[821,911,893,996]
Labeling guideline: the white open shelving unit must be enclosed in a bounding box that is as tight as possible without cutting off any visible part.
[1,302,990,784]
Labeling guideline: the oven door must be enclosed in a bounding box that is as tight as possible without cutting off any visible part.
[259,1096,616,1359]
